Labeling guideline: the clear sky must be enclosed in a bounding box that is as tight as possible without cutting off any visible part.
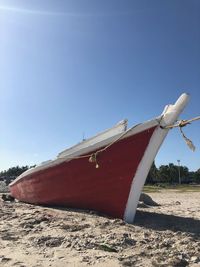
[0,0,200,172]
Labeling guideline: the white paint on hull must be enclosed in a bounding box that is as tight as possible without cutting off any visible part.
[123,93,190,223]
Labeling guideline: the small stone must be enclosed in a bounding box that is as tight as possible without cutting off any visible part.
[168,258,189,267]
[191,256,200,263]
[139,193,159,206]
[0,257,11,262]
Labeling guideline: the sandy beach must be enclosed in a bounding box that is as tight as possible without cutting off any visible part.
[0,189,200,267]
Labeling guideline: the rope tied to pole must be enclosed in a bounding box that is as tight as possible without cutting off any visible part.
[163,116,200,151]
[164,116,200,129]
[60,116,199,168]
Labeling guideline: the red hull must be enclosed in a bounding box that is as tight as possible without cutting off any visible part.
[10,127,156,219]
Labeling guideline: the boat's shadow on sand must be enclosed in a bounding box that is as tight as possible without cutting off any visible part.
[46,205,200,236]
[135,210,200,235]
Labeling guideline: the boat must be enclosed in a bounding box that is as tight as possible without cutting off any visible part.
[9,93,190,223]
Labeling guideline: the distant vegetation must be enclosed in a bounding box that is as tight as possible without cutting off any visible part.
[146,161,200,185]
[0,162,200,186]
[0,165,35,185]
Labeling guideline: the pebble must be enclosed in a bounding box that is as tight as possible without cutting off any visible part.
[191,256,200,263]
[0,256,11,262]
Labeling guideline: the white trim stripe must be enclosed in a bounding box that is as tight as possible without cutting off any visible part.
[123,126,168,223]
[123,93,190,223]
[10,119,159,186]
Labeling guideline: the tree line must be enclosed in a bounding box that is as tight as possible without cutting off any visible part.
[146,162,200,184]
[0,166,35,185]
[0,163,200,185]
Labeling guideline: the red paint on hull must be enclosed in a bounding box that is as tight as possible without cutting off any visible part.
[10,127,156,219]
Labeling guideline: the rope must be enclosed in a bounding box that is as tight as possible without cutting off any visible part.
[88,123,141,168]
[163,116,200,152]
[91,115,200,160]
[179,127,195,152]
[164,116,200,129]
[61,115,199,167]
[60,123,140,168]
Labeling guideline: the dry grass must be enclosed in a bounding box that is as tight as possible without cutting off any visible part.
[143,184,200,193]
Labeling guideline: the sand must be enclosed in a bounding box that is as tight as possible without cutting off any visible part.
[0,190,200,267]
[0,181,8,193]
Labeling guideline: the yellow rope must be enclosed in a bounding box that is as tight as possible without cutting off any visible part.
[86,115,200,163]
[179,127,195,151]
[164,116,200,129]
[61,115,200,166]
[61,123,140,167]
[163,115,200,152]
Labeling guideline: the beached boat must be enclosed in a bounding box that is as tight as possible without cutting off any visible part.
[9,93,189,223]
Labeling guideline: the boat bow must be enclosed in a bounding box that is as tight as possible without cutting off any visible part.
[124,93,190,223]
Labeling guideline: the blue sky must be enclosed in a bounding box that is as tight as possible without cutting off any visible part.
[0,0,200,172]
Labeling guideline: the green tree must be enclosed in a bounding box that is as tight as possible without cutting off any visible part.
[0,165,30,185]
[193,169,200,184]
[157,164,171,183]
[146,161,158,184]
[179,166,190,183]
